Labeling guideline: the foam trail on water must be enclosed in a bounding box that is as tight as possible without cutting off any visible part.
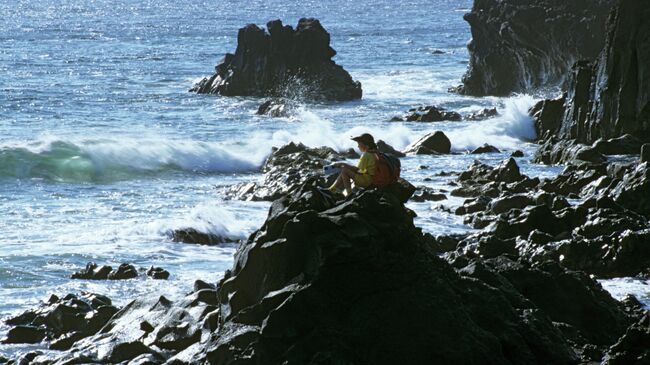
[446,95,537,151]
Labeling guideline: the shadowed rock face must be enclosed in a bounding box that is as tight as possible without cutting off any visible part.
[532,0,650,148]
[191,18,362,101]
[460,0,614,96]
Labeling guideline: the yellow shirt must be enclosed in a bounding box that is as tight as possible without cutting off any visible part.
[353,152,376,187]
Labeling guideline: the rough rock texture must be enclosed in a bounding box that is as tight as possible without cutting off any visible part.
[391,105,462,122]
[256,98,295,118]
[44,185,575,364]
[71,262,138,280]
[223,142,353,201]
[532,0,650,149]
[2,293,118,350]
[460,0,613,96]
[191,19,362,101]
[443,159,650,278]
[471,144,500,154]
[405,131,451,155]
[171,228,237,245]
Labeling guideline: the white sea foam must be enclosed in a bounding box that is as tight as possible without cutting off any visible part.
[446,95,537,151]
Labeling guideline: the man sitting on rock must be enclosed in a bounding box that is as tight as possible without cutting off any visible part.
[329,133,377,196]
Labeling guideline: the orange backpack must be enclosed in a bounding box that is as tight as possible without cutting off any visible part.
[372,152,401,187]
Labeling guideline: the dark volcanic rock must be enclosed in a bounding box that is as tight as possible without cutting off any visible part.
[464,107,498,121]
[2,292,118,350]
[392,105,462,122]
[71,262,112,280]
[511,150,524,158]
[191,19,362,101]
[531,0,650,146]
[376,139,406,157]
[72,262,138,280]
[457,258,633,347]
[471,144,500,154]
[530,95,566,140]
[256,98,294,117]
[411,186,447,202]
[405,131,451,155]
[603,315,650,364]
[460,0,613,96]
[224,142,349,201]
[147,267,170,280]
[171,228,236,245]
[642,144,650,163]
[191,185,576,364]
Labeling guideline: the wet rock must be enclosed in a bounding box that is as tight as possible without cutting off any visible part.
[171,228,236,245]
[2,292,119,350]
[459,158,524,184]
[642,144,650,163]
[2,326,47,344]
[224,142,349,201]
[71,262,112,280]
[191,19,362,101]
[530,95,566,140]
[592,134,643,156]
[470,144,500,154]
[603,315,650,364]
[392,105,462,122]
[146,267,170,280]
[464,107,498,121]
[411,186,446,202]
[72,262,138,280]
[460,0,613,96]
[376,139,405,158]
[532,0,650,144]
[608,162,650,217]
[256,98,294,117]
[107,263,138,280]
[534,138,606,165]
[511,150,524,157]
[404,131,451,155]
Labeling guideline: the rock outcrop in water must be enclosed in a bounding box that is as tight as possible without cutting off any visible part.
[191,18,362,101]
[532,0,650,159]
[460,0,614,96]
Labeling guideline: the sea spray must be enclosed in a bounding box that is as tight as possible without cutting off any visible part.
[445,95,538,151]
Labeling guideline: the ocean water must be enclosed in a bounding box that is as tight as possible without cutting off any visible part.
[1,0,648,356]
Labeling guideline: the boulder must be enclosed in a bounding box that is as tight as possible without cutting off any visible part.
[107,263,138,280]
[191,19,362,101]
[171,228,236,245]
[405,131,451,155]
[392,105,462,122]
[256,98,294,117]
[460,0,613,96]
[530,95,566,140]
[609,162,650,217]
[471,144,501,154]
[511,150,524,157]
[376,139,405,157]
[2,292,118,350]
[224,142,350,201]
[72,262,138,280]
[147,267,170,280]
[411,186,447,202]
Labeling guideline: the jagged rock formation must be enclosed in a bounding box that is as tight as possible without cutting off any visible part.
[444,158,650,278]
[191,18,362,101]
[460,0,614,96]
[532,0,650,156]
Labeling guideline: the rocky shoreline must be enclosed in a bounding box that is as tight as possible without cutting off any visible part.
[3,0,650,363]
